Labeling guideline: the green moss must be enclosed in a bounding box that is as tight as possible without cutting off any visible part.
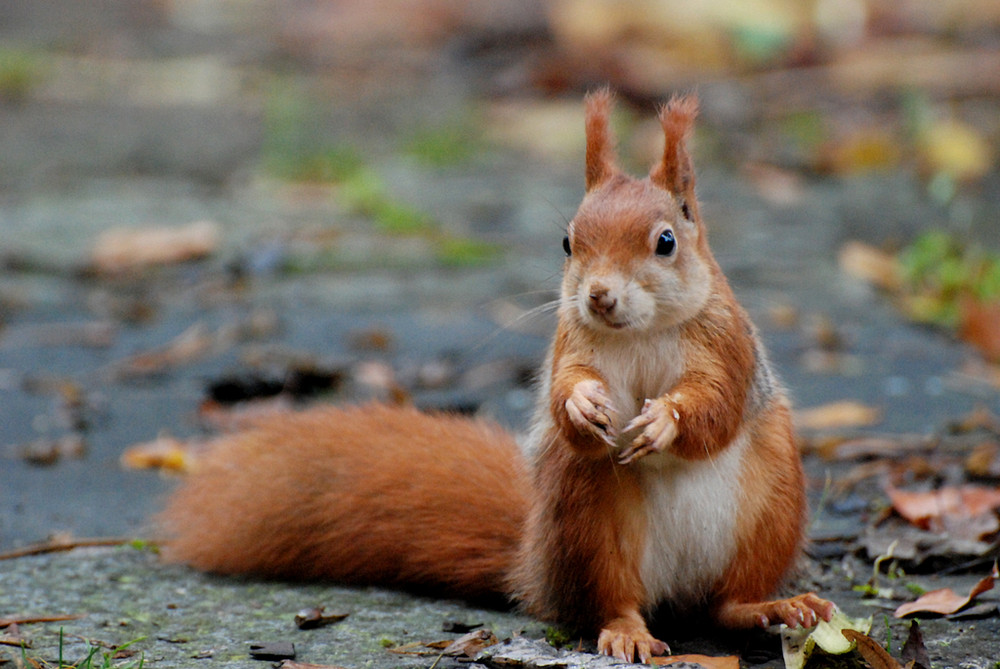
[543,626,574,649]
[898,229,1000,326]
[0,48,45,103]
[435,237,501,267]
[405,115,481,167]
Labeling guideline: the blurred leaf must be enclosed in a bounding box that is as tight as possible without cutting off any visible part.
[838,241,902,291]
[959,296,1000,363]
[795,400,882,430]
[822,128,901,174]
[885,484,1000,538]
[120,434,200,473]
[919,119,994,182]
[91,221,221,273]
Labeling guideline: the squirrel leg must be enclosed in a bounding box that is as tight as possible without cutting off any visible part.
[714,593,835,629]
[596,610,670,663]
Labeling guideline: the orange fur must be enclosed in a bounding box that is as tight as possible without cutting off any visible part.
[159,404,528,601]
[158,92,833,663]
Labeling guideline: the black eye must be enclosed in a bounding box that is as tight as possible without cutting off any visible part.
[655,230,676,256]
[562,235,572,256]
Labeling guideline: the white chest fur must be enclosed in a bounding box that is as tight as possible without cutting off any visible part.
[590,332,684,437]
[637,430,746,610]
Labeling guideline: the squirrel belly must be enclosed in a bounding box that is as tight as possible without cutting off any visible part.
[157,403,530,602]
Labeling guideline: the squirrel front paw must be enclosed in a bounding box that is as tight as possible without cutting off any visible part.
[564,379,617,445]
[619,397,680,464]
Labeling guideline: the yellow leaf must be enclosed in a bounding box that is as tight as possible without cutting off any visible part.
[795,401,882,431]
[919,119,993,181]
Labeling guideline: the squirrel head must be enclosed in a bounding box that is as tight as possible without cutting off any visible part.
[560,89,716,334]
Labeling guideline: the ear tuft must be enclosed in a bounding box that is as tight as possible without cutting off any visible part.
[650,94,699,201]
[584,87,620,192]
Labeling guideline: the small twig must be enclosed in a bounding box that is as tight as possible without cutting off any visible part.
[0,636,31,648]
[0,614,83,629]
[0,537,143,561]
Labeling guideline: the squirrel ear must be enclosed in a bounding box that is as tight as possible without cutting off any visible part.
[584,88,620,192]
[650,94,699,207]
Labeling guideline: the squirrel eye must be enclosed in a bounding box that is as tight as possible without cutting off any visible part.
[562,235,572,257]
[655,230,676,257]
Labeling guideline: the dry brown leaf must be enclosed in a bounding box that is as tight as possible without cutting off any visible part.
[653,653,739,668]
[821,129,902,175]
[120,434,201,473]
[895,562,998,618]
[441,629,499,657]
[841,630,902,669]
[113,322,220,377]
[966,442,1000,478]
[838,241,903,291]
[293,607,348,630]
[885,484,1000,535]
[795,400,883,431]
[811,434,935,461]
[959,296,1000,363]
[91,220,220,273]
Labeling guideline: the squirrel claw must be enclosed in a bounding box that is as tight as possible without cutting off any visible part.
[619,397,679,464]
[597,618,669,663]
[565,379,617,444]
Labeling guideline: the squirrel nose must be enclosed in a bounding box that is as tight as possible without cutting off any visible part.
[589,285,617,314]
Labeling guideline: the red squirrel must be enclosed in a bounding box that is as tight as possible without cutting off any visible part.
[159,90,834,663]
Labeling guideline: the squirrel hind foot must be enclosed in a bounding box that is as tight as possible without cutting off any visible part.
[714,592,835,630]
[596,615,670,663]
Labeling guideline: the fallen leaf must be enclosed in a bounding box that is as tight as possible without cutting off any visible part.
[120,434,201,473]
[839,241,903,291]
[821,128,902,175]
[91,220,221,273]
[895,562,998,617]
[966,442,1000,478]
[918,118,994,182]
[21,434,87,466]
[841,630,902,669]
[949,405,1000,435]
[743,162,805,207]
[781,607,872,669]
[293,607,348,630]
[810,434,935,461]
[652,653,738,668]
[959,296,1000,363]
[441,629,499,658]
[112,322,222,377]
[885,484,1000,537]
[795,400,883,430]
[900,621,930,669]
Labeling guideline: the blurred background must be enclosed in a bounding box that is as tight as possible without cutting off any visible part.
[0,1,998,549]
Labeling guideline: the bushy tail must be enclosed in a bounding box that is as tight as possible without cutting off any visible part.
[157,403,530,601]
